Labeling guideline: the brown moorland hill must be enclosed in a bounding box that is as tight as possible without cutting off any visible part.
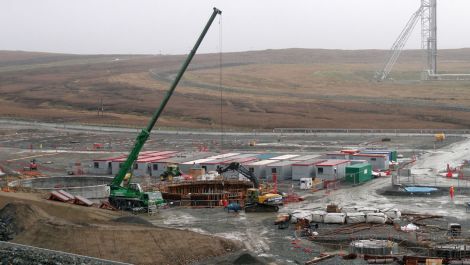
[0,48,470,129]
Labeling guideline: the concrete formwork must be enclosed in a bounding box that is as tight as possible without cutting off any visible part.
[9,176,113,199]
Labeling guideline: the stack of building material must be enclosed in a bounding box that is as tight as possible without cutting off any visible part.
[358,207,379,214]
[324,213,346,224]
[380,208,401,220]
[73,195,94,207]
[290,210,314,223]
[58,190,75,200]
[365,213,387,224]
[311,211,326,223]
[345,212,366,224]
[48,191,70,202]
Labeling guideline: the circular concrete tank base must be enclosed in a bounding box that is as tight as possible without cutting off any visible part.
[9,176,113,199]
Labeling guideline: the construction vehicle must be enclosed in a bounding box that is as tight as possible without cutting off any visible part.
[435,132,446,142]
[108,8,222,210]
[217,162,283,212]
[160,164,182,181]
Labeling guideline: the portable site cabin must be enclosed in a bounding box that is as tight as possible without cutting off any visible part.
[351,154,389,170]
[179,158,216,174]
[219,155,259,179]
[200,157,242,173]
[133,156,170,177]
[345,163,372,184]
[315,160,351,181]
[341,149,360,155]
[350,159,368,165]
[266,160,296,180]
[110,151,179,175]
[91,155,125,175]
[222,154,258,164]
[290,154,321,161]
[361,150,398,162]
[150,152,215,177]
[178,153,240,173]
[131,151,180,176]
[269,154,300,160]
[245,160,280,180]
[326,152,350,160]
[200,154,257,173]
[255,153,279,160]
[292,159,327,181]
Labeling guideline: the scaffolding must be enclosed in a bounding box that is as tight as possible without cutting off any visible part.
[160,179,251,207]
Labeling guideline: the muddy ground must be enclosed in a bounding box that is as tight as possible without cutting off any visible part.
[0,120,469,264]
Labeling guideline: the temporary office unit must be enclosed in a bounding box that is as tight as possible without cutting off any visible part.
[109,151,179,175]
[268,154,300,160]
[350,160,368,165]
[326,152,350,160]
[133,156,168,177]
[200,157,244,173]
[221,154,258,165]
[255,153,279,160]
[345,163,372,184]
[91,157,121,175]
[315,160,351,181]
[292,159,327,180]
[341,149,360,155]
[245,160,280,179]
[179,153,240,173]
[150,152,215,177]
[290,154,321,161]
[178,158,216,173]
[132,151,180,177]
[351,154,389,170]
[361,150,398,162]
[205,153,240,160]
[266,160,296,180]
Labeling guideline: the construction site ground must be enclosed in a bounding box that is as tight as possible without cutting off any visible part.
[0,120,470,264]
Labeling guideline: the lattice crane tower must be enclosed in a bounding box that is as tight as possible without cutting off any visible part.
[421,0,437,77]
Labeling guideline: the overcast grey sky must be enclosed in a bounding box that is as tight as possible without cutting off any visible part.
[1,0,469,55]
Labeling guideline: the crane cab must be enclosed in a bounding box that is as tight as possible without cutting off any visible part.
[129,183,143,193]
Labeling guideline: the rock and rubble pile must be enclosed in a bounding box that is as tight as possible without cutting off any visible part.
[0,202,49,241]
[0,245,117,265]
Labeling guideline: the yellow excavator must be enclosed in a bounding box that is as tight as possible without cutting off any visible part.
[217,162,283,212]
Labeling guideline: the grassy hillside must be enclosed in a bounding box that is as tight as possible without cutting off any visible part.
[0,49,470,129]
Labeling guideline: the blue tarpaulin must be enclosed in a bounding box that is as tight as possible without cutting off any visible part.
[405,187,438,193]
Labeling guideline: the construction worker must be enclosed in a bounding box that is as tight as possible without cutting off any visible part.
[450,185,455,200]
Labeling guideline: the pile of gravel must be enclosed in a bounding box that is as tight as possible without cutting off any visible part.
[0,202,49,242]
[0,246,118,265]
[0,218,14,241]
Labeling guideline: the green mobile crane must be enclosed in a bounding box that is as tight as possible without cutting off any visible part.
[108,7,222,210]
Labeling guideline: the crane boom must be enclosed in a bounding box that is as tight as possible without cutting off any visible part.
[375,5,423,82]
[111,7,222,188]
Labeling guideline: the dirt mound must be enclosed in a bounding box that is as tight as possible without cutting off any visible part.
[0,194,241,265]
[193,251,270,265]
[0,202,49,235]
[233,253,265,265]
[113,216,153,226]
